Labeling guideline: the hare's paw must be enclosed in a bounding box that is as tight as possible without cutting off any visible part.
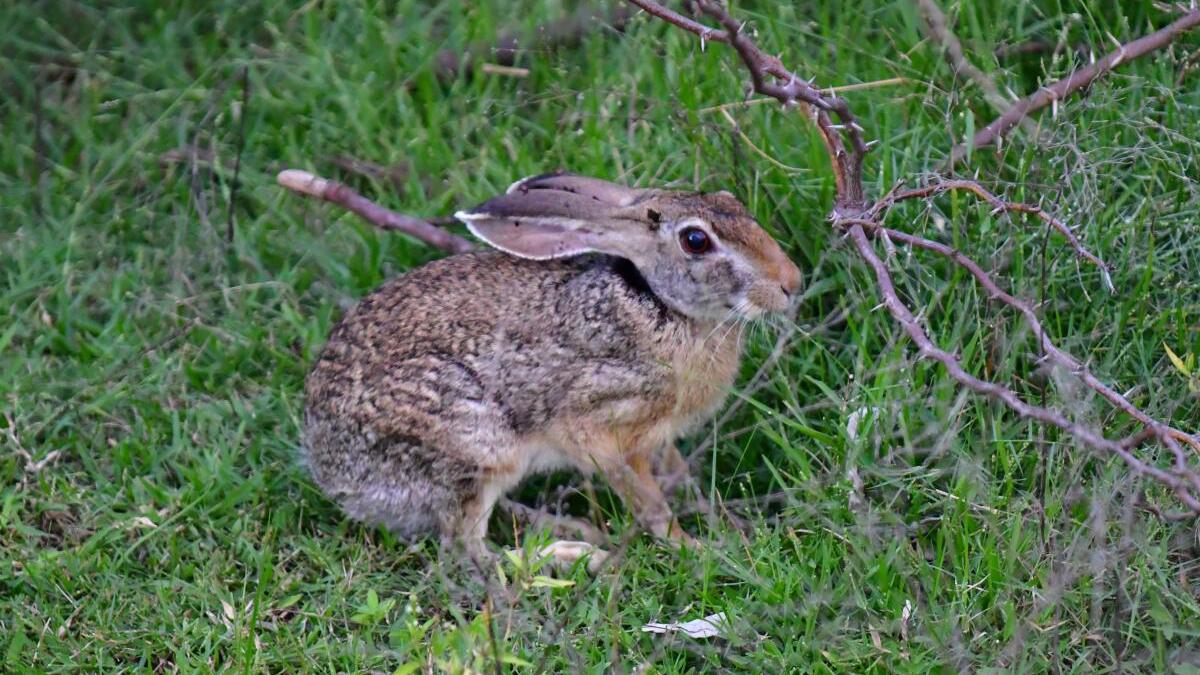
[532,540,610,575]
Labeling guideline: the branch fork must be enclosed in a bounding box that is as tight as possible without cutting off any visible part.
[623,0,1200,513]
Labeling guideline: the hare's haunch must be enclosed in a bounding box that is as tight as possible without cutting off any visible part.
[302,173,801,566]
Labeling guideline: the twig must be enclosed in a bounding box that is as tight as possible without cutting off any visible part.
[628,0,870,209]
[914,0,1039,135]
[870,178,1113,290]
[947,9,1200,167]
[846,219,1200,501]
[696,77,912,114]
[844,221,1200,509]
[276,170,475,254]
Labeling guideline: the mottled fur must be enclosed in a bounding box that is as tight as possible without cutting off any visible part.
[302,174,800,562]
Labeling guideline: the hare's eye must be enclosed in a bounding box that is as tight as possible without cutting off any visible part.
[679,227,713,255]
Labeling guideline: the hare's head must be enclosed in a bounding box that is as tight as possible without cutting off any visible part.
[455,173,801,322]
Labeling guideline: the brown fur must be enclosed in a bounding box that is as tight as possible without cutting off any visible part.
[302,174,800,563]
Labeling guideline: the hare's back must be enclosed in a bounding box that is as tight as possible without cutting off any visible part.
[304,251,579,418]
[328,251,571,359]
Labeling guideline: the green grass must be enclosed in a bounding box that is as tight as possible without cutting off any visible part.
[3,0,1199,671]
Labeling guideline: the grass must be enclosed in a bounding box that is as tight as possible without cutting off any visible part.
[2,0,1199,671]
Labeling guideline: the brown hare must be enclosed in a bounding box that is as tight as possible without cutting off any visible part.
[302,173,801,569]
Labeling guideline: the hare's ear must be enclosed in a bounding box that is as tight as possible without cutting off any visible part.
[505,172,644,207]
[455,175,653,261]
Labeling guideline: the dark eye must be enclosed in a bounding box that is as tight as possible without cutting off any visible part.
[679,227,713,255]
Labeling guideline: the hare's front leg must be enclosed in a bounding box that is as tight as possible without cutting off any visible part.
[654,442,693,494]
[604,448,698,549]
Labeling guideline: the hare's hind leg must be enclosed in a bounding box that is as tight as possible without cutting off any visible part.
[498,499,611,575]
[498,497,606,546]
[535,540,610,574]
[436,468,521,571]
[654,442,694,495]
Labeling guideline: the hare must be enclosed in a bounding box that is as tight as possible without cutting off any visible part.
[302,173,801,568]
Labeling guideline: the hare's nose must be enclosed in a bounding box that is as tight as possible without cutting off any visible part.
[778,261,802,298]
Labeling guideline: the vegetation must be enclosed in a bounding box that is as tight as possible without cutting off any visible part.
[2,0,1198,671]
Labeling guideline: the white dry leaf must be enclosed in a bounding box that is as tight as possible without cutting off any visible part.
[642,612,729,639]
[900,599,914,642]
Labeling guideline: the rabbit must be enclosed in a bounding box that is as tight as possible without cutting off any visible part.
[301,172,801,568]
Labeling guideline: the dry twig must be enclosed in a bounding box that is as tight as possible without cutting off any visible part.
[868,178,1113,290]
[276,169,475,254]
[625,0,870,209]
[947,8,1200,166]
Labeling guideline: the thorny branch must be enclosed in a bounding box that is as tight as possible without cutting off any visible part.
[867,178,1113,290]
[624,0,869,209]
[628,0,1200,513]
[947,7,1200,166]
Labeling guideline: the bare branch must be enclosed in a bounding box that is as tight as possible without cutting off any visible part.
[857,217,1200,459]
[843,221,1200,510]
[872,178,1113,290]
[693,0,869,209]
[276,170,475,254]
[630,0,1200,515]
[625,0,730,43]
[629,0,869,207]
[948,9,1200,167]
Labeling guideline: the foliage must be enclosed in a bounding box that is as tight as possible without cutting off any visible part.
[2,0,1198,671]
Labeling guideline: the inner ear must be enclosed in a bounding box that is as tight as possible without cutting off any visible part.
[458,216,606,261]
[455,178,658,261]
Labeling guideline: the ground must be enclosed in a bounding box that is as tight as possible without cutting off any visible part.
[2,0,1199,672]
